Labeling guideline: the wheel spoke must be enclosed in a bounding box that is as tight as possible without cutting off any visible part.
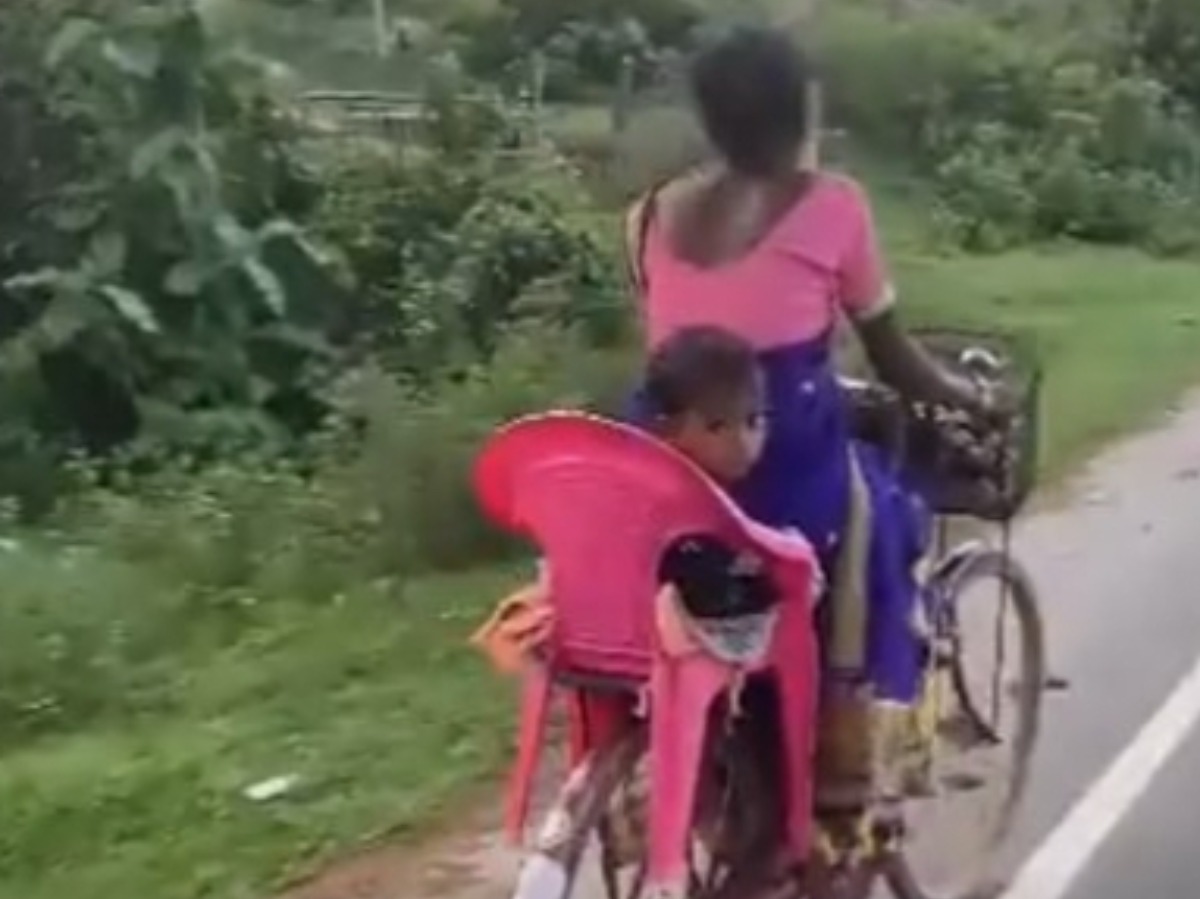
[988,574,1011,729]
[626,863,647,898]
[603,860,647,899]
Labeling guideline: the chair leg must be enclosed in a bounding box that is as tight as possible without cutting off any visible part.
[775,618,821,859]
[567,691,633,766]
[505,666,552,844]
[647,657,728,890]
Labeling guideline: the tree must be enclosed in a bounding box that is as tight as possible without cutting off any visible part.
[0,1,341,467]
[1125,0,1200,110]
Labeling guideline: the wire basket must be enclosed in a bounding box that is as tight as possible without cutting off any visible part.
[848,328,1042,522]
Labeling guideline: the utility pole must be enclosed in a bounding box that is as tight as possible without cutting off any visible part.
[800,79,822,170]
[611,55,634,136]
[372,0,389,58]
[530,51,546,145]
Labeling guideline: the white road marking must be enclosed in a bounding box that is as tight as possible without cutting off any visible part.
[1004,651,1200,899]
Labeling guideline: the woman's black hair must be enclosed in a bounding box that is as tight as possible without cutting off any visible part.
[644,326,760,419]
[689,26,811,177]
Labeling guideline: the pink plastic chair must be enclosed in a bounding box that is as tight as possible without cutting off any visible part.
[475,412,822,891]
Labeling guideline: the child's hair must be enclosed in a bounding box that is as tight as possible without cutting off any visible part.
[644,326,760,420]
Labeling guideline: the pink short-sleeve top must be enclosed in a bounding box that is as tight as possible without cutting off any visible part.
[639,173,894,351]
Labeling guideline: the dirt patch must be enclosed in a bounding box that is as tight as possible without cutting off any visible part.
[276,822,513,899]
[276,737,571,899]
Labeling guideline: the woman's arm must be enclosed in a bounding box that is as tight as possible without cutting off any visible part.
[834,179,991,415]
[856,310,988,413]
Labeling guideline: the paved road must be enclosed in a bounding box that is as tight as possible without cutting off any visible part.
[995,396,1200,899]
[394,396,1200,899]
[1061,724,1200,899]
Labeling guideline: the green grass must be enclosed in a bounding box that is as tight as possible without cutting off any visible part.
[0,562,521,899]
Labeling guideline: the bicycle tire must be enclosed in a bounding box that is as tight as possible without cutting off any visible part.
[511,728,647,899]
[886,548,1045,899]
[512,716,780,899]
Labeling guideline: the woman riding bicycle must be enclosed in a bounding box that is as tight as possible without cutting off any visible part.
[624,26,1006,805]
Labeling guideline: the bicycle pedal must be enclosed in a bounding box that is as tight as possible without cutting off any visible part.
[903,767,937,799]
[1044,674,1070,692]
[941,771,987,793]
[937,713,984,750]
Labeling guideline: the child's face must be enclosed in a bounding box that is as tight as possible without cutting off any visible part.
[662,388,768,483]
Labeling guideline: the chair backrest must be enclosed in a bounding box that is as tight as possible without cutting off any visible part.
[475,413,817,679]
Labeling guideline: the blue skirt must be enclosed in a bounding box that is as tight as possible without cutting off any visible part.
[628,335,927,703]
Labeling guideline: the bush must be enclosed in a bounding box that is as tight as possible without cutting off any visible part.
[63,320,633,587]
[452,0,702,100]
[553,104,706,205]
[817,2,1200,252]
[1124,0,1200,113]
[0,317,630,748]
[312,121,627,379]
[0,507,195,745]
[339,322,634,570]
[0,4,631,514]
[0,1,344,497]
[819,5,1048,161]
[932,134,1037,252]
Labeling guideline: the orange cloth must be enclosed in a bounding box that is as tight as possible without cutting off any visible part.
[473,582,701,672]
[470,582,555,675]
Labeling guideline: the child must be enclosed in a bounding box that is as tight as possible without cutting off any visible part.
[640,323,769,489]
[638,325,786,665]
[639,327,916,805]
[472,324,781,672]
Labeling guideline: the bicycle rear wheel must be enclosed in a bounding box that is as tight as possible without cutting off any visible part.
[886,548,1045,899]
[599,684,790,899]
[514,702,783,899]
[509,727,647,899]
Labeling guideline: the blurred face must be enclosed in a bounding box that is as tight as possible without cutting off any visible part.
[661,386,768,483]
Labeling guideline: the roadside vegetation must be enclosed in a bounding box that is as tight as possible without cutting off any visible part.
[3,0,1200,896]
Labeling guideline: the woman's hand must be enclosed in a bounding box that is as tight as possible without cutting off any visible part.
[857,310,993,414]
[969,375,1020,428]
